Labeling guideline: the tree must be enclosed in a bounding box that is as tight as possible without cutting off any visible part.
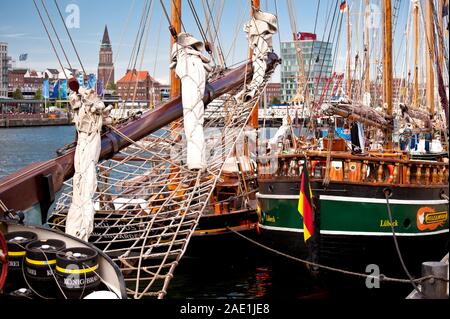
[107,82,117,90]
[107,82,117,94]
[12,88,23,100]
[35,88,43,100]
[270,97,281,105]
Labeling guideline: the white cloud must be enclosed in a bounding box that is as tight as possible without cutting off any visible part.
[0,33,29,38]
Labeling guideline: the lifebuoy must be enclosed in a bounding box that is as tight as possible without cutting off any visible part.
[0,231,8,292]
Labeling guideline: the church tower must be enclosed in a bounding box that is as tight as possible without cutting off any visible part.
[97,25,114,88]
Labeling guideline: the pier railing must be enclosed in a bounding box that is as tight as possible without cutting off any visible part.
[258,152,449,186]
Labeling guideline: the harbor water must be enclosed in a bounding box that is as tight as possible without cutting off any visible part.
[0,126,412,299]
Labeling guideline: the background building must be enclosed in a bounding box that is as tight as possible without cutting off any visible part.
[8,68,27,95]
[281,33,333,103]
[44,68,59,80]
[97,25,114,89]
[117,69,152,102]
[265,82,281,105]
[117,69,169,107]
[8,69,44,99]
[0,42,10,98]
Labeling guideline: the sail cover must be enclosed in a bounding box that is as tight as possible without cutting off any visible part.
[243,10,278,101]
[170,33,211,170]
[66,88,112,241]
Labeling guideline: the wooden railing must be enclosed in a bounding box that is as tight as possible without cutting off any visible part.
[258,151,449,186]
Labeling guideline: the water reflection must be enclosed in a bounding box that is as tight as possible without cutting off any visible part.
[1,126,414,299]
[0,126,75,178]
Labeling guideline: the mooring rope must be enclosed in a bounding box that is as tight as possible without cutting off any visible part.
[227,227,449,285]
[383,188,424,296]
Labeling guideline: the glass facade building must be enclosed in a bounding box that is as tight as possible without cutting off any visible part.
[281,38,333,103]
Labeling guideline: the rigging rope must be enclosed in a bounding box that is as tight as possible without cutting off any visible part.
[40,0,73,71]
[204,0,227,68]
[383,188,424,297]
[120,0,152,114]
[225,0,247,64]
[32,0,68,80]
[50,54,280,298]
[53,0,86,76]
[131,0,155,105]
[187,0,213,57]
[304,0,322,100]
[227,227,449,285]
[103,0,136,98]
[159,0,177,39]
[150,15,164,110]
[312,0,340,104]
[171,0,187,33]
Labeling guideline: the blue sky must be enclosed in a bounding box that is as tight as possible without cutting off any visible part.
[0,0,413,84]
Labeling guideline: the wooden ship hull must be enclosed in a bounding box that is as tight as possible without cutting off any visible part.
[257,152,449,277]
[188,208,259,257]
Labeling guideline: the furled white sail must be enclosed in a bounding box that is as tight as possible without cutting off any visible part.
[170,33,211,170]
[66,88,112,241]
[243,10,278,101]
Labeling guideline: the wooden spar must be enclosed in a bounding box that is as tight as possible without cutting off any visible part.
[364,0,370,96]
[383,0,393,149]
[434,0,449,124]
[413,0,419,109]
[382,1,386,104]
[169,0,182,191]
[347,6,352,98]
[425,0,435,119]
[439,0,444,72]
[0,53,280,214]
[322,103,388,128]
[249,0,260,129]
[170,0,181,98]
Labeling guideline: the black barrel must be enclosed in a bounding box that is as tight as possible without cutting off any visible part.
[5,231,37,292]
[55,247,100,299]
[24,239,66,298]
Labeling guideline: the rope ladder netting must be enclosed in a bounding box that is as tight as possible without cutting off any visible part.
[49,58,279,299]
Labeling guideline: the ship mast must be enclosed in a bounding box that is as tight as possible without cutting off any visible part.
[439,0,445,72]
[425,0,435,119]
[413,0,419,109]
[169,0,182,189]
[249,0,260,128]
[170,0,181,99]
[364,0,370,98]
[382,0,393,149]
[347,4,352,98]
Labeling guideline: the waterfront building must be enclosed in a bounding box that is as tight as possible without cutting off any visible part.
[97,25,115,89]
[8,68,27,95]
[0,42,10,98]
[117,69,152,102]
[117,69,169,107]
[281,32,333,103]
[8,69,44,99]
[44,68,60,80]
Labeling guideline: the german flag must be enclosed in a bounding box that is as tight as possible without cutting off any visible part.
[298,161,314,242]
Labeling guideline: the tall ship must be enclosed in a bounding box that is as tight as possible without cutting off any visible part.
[0,0,279,298]
[257,0,448,280]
